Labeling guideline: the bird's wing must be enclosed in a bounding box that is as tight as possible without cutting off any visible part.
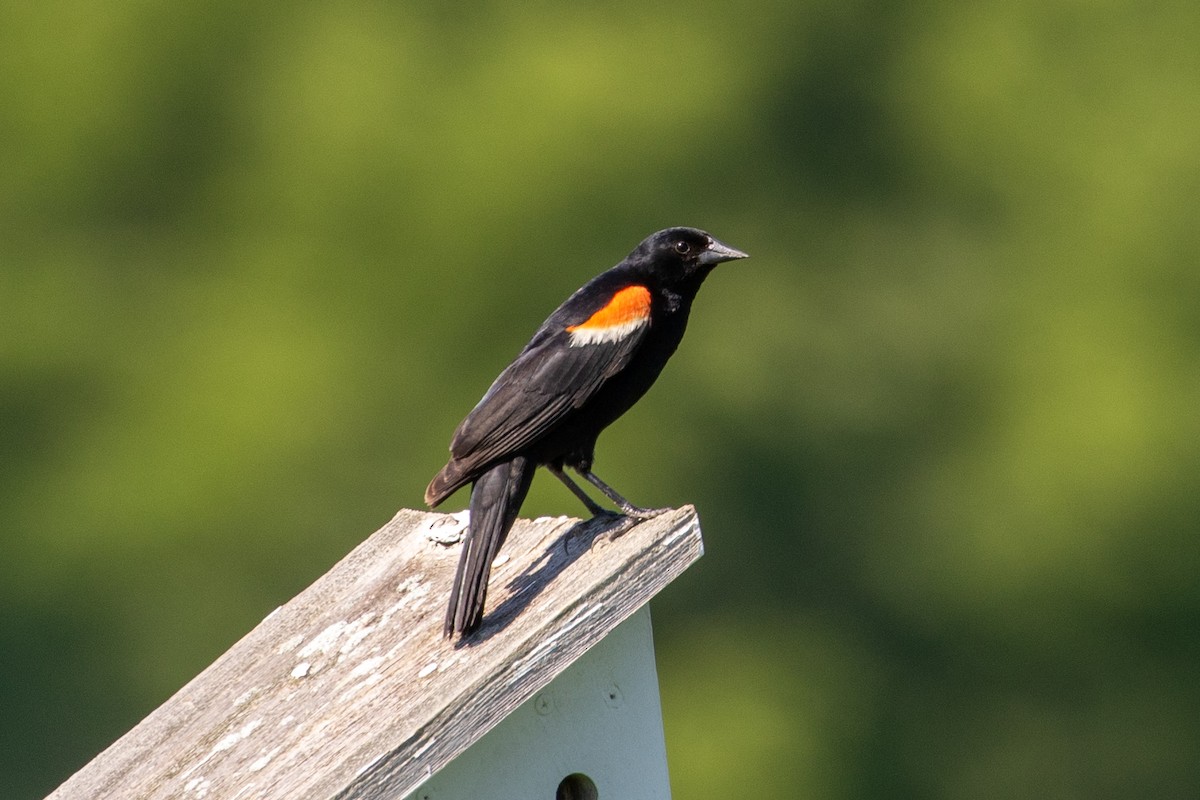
[448,283,652,467]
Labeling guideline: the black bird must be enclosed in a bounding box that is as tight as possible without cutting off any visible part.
[427,227,748,637]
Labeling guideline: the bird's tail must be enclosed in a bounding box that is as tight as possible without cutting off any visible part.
[445,456,535,638]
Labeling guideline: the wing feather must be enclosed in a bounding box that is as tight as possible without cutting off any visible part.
[448,324,646,468]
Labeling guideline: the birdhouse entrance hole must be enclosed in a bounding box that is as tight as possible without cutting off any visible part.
[556,772,599,800]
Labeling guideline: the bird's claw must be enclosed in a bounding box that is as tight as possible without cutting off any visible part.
[618,504,669,520]
[591,505,668,543]
[598,514,639,542]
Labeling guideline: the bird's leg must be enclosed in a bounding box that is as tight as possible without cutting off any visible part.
[548,465,611,518]
[579,470,668,520]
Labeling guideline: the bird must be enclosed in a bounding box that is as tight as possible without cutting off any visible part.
[427,227,748,638]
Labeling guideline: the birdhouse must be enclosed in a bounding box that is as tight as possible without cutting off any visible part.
[47,506,704,800]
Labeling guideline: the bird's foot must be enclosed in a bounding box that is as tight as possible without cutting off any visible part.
[599,505,667,542]
[578,471,668,521]
[598,514,639,542]
[567,505,665,550]
[617,503,670,520]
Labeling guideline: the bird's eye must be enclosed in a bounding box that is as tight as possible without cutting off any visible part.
[673,240,692,255]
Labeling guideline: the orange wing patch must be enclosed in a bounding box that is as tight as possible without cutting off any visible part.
[566,285,652,346]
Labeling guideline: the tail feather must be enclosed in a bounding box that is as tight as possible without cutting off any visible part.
[445,457,535,637]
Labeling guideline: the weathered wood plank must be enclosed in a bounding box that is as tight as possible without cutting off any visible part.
[47,505,703,800]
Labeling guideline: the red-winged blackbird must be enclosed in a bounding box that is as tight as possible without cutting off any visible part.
[427,227,748,637]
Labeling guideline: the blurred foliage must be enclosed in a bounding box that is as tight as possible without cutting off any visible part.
[2,0,1199,797]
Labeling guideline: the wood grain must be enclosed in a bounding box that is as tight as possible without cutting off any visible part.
[47,505,703,800]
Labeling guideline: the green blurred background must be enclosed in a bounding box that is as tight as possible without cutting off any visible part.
[3,1,1199,797]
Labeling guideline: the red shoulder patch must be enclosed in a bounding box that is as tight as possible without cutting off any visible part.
[567,285,652,333]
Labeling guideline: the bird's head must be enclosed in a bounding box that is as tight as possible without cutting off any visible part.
[633,227,749,283]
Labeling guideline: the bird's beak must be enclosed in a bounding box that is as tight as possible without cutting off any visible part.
[700,238,750,266]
